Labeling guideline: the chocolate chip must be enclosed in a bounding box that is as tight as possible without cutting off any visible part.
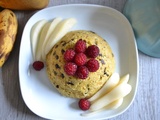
[61,73,64,78]
[62,42,66,46]
[87,87,90,91]
[87,84,90,91]
[55,64,60,69]
[66,81,74,85]
[100,59,105,65]
[90,31,96,34]
[56,85,59,88]
[99,54,102,57]
[104,68,109,76]
[104,72,109,76]
[55,55,59,60]
[54,71,57,75]
[55,44,58,48]
[61,49,65,54]
[53,51,56,55]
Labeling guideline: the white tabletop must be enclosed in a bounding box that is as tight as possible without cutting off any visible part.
[0,0,160,120]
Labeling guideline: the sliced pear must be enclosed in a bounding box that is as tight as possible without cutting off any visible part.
[89,73,120,104]
[89,83,132,111]
[107,98,123,109]
[41,17,62,60]
[35,22,50,61]
[118,74,129,85]
[44,18,77,57]
[81,98,123,116]
[30,19,48,60]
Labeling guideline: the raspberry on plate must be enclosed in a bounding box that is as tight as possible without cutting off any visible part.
[32,61,44,71]
[76,66,89,79]
[74,53,87,66]
[75,39,87,53]
[64,49,76,62]
[86,58,99,72]
[86,45,99,58]
[79,99,90,111]
[64,62,77,76]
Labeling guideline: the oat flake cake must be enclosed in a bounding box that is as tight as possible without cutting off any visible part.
[46,30,115,99]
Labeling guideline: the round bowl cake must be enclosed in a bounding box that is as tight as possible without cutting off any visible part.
[46,30,115,99]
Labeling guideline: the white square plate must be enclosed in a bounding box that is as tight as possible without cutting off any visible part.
[19,4,139,120]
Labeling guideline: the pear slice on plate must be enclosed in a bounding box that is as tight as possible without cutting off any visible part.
[89,83,132,111]
[89,73,120,104]
[41,17,62,60]
[44,18,77,58]
[30,19,48,60]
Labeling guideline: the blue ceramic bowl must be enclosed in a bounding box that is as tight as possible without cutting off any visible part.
[123,0,160,57]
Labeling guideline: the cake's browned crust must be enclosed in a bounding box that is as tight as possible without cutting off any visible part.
[46,30,115,99]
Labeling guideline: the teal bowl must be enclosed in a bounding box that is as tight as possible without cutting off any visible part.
[123,0,160,57]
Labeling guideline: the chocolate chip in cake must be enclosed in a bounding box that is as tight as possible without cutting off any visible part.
[54,71,57,75]
[62,41,67,46]
[103,39,106,42]
[61,73,64,78]
[53,51,56,55]
[56,85,59,88]
[61,49,65,54]
[87,84,90,91]
[89,31,96,34]
[55,55,59,60]
[66,81,74,85]
[55,64,61,69]
[87,87,90,91]
[99,53,102,56]
[100,59,105,65]
[104,68,109,76]
[55,44,59,48]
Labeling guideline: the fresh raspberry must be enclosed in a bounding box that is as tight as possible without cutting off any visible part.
[64,49,76,62]
[64,62,77,76]
[76,66,89,79]
[32,61,44,71]
[86,58,99,72]
[78,99,90,110]
[75,39,87,53]
[86,45,99,58]
[74,53,87,66]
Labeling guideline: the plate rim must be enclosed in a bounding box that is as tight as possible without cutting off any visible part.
[19,4,139,120]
